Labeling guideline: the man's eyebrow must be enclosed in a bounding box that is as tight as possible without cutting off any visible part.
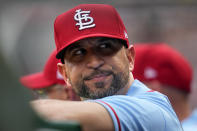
[66,43,81,52]
[97,38,116,43]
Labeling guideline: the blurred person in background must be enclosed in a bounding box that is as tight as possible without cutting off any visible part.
[133,43,197,131]
[20,50,80,101]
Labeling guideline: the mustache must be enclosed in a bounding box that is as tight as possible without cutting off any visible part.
[83,70,113,80]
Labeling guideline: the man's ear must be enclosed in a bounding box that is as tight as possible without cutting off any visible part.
[57,63,72,87]
[127,45,135,72]
[57,63,67,82]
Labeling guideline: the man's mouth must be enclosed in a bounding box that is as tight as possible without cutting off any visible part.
[84,71,112,81]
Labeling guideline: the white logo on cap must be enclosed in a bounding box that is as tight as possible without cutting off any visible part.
[144,67,157,79]
[74,9,96,30]
[56,70,64,80]
[124,31,128,38]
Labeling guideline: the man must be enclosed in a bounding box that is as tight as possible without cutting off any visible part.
[32,4,183,131]
[133,43,196,131]
[20,50,80,100]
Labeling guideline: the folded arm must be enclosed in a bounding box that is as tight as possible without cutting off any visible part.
[31,99,114,131]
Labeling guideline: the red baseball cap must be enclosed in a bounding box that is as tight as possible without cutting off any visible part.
[20,50,65,89]
[54,4,129,59]
[133,43,193,93]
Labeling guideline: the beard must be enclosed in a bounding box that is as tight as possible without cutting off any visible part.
[72,69,129,99]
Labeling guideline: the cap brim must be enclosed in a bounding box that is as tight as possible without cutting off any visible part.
[20,72,55,89]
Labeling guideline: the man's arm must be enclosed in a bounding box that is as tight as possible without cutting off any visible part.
[31,99,114,131]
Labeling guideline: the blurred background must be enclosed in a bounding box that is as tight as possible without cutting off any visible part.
[0,0,197,108]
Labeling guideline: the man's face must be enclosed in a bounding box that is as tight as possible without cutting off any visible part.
[61,37,132,99]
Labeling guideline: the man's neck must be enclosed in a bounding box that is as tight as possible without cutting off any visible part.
[172,100,191,121]
[115,72,134,95]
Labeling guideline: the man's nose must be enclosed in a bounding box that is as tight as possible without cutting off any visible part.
[86,55,104,69]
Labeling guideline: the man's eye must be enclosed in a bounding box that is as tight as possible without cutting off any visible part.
[99,43,111,49]
[74,50,82,55]
[73,49,86,56]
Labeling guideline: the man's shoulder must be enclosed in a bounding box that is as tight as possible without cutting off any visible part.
[97,79,178,122]
[94,91,182,131]
[90,80,182,131]
[127,79,168,101]
[97,79,170,106]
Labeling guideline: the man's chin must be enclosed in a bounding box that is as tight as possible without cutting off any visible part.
[86,88,115,99]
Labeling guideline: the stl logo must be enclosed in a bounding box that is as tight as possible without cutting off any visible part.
[74,9,96,30]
